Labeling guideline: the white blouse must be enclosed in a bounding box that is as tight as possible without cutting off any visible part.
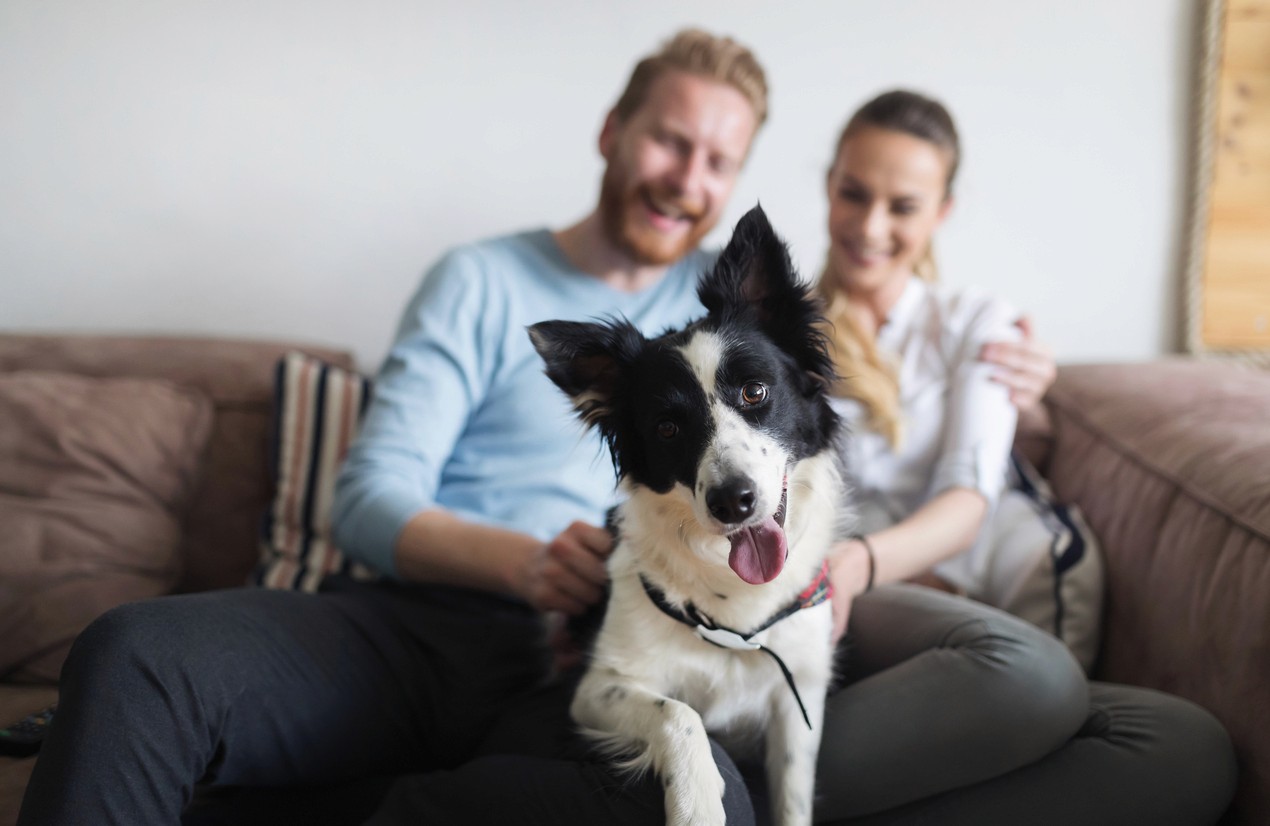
[830,277,1022,588]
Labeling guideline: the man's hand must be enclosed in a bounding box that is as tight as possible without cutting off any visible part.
[979,315,1057,412]
[518,521,613,615]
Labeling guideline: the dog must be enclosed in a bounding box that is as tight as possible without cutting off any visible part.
[528,205,844,826]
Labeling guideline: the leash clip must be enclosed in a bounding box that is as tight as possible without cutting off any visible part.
[695,625,762,651]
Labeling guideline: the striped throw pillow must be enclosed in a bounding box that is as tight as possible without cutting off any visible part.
[253,352,379,591]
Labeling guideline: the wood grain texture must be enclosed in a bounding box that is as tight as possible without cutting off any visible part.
[1201,0,1270,348]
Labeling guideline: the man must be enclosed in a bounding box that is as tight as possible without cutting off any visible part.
[19,29,1057,826]
[329,29,767,620]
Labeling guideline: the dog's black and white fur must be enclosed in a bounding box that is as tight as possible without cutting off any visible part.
[529,206,844,826]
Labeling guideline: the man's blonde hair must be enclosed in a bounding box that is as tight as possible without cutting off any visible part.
[612,28,768,126]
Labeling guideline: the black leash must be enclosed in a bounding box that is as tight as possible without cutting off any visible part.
[638,564,832,730]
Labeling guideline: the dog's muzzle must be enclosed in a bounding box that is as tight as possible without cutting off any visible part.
[710,477,789,585]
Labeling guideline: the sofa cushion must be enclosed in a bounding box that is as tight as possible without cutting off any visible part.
[0,372,213,683]
[254,353,378,592]
[0,334,359,593]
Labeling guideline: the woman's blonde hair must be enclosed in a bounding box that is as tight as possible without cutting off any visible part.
[819,90,960,446]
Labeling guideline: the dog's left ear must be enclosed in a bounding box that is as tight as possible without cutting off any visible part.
[700,204,836,390]
[528,318,644,430]
[699,204,793,317]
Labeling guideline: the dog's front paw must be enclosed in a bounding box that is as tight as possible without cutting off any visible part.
[663,762,727,826]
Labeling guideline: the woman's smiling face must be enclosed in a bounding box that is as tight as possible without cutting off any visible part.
[825,125,954,301]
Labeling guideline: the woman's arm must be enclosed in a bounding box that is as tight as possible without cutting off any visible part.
[827,292,1020,639]
[827,487,986,642]
[845,487,986,583]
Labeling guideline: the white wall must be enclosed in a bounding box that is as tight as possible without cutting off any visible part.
[1,0,1197,370]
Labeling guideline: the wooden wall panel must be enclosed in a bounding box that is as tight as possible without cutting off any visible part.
[1199,0,1270,350]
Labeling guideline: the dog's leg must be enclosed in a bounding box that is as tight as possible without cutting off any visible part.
[572,668,727,826]
[765,683,826,826]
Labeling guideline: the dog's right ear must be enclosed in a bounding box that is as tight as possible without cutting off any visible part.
[528,319,644,430]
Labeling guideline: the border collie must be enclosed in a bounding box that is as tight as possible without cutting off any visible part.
[529,205,843,826]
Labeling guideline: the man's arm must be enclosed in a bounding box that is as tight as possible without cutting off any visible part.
[979,315,1057,411]
[394,511,611,615]
[331,247,614,615]
[331,249,495,578]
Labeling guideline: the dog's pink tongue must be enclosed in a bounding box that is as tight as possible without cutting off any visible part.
[728,517,788,585]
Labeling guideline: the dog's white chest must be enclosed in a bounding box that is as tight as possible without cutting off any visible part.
[600,587,833,738]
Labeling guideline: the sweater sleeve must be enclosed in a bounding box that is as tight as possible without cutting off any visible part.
[925,293,1022,508]
[330,248,496,577]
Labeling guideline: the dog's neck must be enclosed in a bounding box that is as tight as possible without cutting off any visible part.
[611,452,841,633]
[638,562,833,641]
[636,562,834,731]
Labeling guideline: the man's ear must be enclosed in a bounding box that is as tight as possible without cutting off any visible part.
[598,110,621,161]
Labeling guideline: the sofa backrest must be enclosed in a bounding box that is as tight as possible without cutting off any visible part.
[0,334,356,592]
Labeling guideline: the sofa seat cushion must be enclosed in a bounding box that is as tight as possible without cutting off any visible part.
[0,372,213,683]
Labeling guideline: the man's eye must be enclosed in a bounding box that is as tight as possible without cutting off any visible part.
[657,420,679,440]
[740,383,768,406]
[710,155,738,177]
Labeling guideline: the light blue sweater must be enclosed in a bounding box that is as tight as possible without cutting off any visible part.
[331,230,714,577]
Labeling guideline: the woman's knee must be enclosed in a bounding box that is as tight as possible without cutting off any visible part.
[850,586,1089,749]
[1084,683,1237,824]
[944,606,1089,744]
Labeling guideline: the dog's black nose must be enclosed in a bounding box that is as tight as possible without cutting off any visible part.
[706,480,756,524]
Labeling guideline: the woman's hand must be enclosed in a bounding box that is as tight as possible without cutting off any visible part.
[979,315,1056,412]
[517,520,613,615]
[827,538,874,645]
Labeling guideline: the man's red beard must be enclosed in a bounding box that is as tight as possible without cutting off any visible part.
[597,165,716,267]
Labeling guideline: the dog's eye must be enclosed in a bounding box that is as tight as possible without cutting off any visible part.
[657,420,679,440]
[740,382,768,406]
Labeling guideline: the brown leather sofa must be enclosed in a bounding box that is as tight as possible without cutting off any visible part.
[0,334,1266,825]
[0,335,354,825]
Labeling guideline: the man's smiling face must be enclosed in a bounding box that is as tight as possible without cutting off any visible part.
[597,69,758,267]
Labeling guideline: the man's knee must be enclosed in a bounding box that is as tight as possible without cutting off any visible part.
[709,739,757,826]
[62,598,204,691]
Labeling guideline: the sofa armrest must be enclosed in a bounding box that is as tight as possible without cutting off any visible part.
[1042,358,1269,823]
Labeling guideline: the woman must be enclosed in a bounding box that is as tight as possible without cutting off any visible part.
[810,90,1235,824]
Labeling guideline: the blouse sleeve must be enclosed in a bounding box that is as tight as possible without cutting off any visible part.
[925,292,1022,508]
